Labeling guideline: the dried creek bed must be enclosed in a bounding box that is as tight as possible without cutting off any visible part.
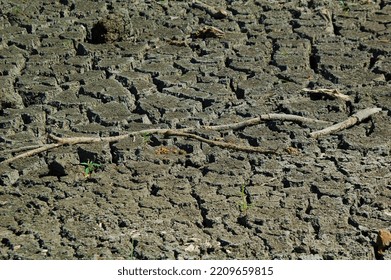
[0,0,390,259]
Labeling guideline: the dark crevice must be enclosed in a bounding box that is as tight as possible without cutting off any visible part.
[110,142,121,164]
[246,137,258,147]
[152,77,165,92]
[237,215,252,229]
[90,22,108,44]
[365,119,376,136]
[1,238,13,249]
[191,191,213,228]
[46,161,67,177]
[234,87,245,100]
[243,185,253,205]
[228,78,241,100]
[319,68,339,84]
[309,184,323,199]
[305,198,312,214]
[347,217,360,229]
[172,250,179,259]
[379,0,387,9]
[332,21,342,36]
[368,52,380,70]
[309,45,319,73]
[150,184,160,196]
[265,121,284,132]
[331,12,342,36]
[201,99,213,109]
[223,55,245,99]
[288,9,301,20]
[310,217,321,238]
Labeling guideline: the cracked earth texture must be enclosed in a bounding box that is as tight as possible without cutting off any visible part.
[0,0,390,260]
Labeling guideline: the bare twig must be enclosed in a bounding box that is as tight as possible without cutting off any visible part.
[0,144,43,155]
[309,107,382,139]
[203,113,330,131]
[0,113,327,165]
[164,130,277,154]
[0,143,64,165]
[302,88,352,102]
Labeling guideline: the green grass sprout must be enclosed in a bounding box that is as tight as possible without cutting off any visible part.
[80,160,101,178]
[238,185,252,213]
[141,133,151,145]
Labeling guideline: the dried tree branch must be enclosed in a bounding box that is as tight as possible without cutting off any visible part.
[0,113,328,165]
[309,107,382,139]
[0,108,382,165]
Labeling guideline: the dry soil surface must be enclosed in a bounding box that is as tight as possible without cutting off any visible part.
[0,0,390,260]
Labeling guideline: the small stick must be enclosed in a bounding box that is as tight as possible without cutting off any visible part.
[203,113,330,131]
[302,88,351,102]
[0,144,43,155]
[0,143,64,165]
[164,130,278,154]
[309,107,382,139]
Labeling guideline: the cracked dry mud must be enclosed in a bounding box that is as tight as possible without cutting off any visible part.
[0,0,390,260]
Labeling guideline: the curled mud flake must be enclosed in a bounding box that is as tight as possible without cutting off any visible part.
[318,8,334,34]
[193,26,225,39]
[285,147,300,155]
[192,0,228,19]
[214,9,228,19]
[375,229,391,257]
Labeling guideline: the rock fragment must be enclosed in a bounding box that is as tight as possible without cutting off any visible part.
[375,229,391,258]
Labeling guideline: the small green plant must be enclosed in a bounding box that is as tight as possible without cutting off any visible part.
[141,133,151,145]
[129,239,136,260]
[339,0,350,12]
[238,185,252,213]
[80,160,101,177]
